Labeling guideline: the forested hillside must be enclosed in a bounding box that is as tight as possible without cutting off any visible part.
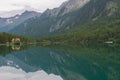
[37,17,120,44]
[0,33,32,44]
[9,0,120,39]
[7,0,120,44]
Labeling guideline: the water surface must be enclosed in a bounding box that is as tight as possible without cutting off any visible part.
[0,45,120,80]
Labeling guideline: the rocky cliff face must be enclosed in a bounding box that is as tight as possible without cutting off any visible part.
[9,0,120,37]
[9,0,90,37]
[59,0,90,15]
[49,0,90,32]
[0,11,41,32]
[44,0,90,17]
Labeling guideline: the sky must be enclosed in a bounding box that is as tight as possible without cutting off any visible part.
[0,0,67,18]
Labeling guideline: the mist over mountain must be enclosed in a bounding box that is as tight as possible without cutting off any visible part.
[0,10,25,18]
[0,11,41,32]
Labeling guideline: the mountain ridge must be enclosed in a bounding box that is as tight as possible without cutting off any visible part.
[8,0,120,40]
[0,11,41,32]
[9,0,91,37]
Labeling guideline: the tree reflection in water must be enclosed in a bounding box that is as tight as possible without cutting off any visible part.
[12,45,21,51]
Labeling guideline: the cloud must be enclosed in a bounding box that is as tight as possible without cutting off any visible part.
[0,10,25,18]
[0,0,67,12]
[0,66,63,80]
[0,0,67,17]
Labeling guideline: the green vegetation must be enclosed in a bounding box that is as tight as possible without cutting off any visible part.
[35,0,120,45]
[37,18,120,45]
[3,0,120,45]
[0,32,34,45]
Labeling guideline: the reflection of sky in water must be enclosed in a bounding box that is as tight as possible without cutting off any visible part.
[0,46,120,80]
[0,66,63,80]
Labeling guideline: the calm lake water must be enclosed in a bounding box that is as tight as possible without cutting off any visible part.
[0,45,120,80]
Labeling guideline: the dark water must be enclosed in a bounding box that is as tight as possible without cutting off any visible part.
[0,45,120,80]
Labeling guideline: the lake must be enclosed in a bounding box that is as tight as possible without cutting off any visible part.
[0,44,120,80]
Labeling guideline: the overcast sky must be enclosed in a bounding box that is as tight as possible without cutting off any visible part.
[0,0,67,18]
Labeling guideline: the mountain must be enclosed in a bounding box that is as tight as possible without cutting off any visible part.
[37,0,120,43]
[0,11,41,32]
[9,0,90,37]
[9,0,120,38]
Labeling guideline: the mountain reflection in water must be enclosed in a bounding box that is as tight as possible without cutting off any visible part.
[0,45,120,80]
